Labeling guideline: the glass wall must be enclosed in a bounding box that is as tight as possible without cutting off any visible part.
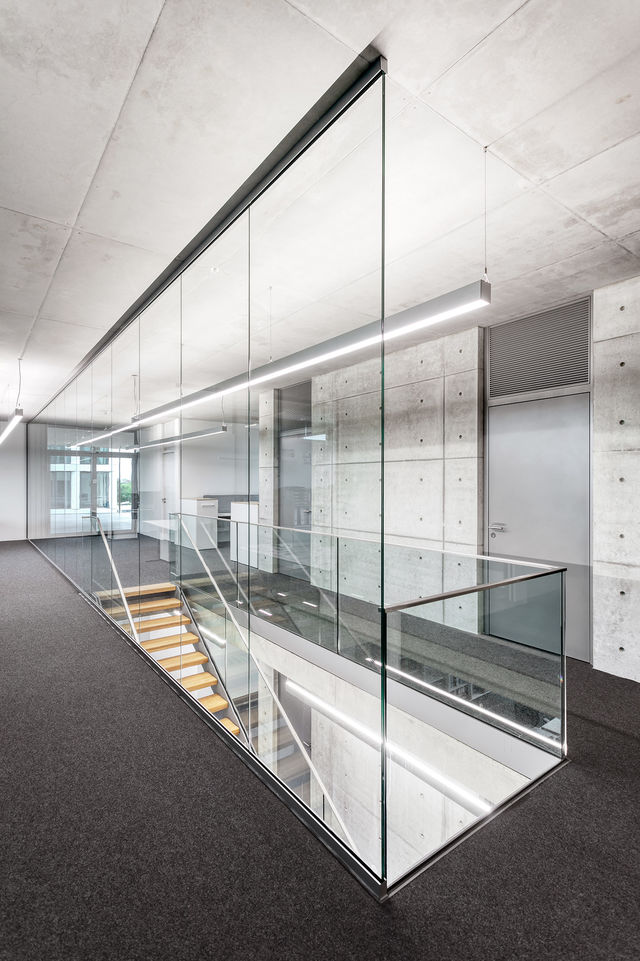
[27,73,386,884]
[26,66,566,896]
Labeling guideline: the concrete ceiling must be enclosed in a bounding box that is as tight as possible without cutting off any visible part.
[1,0,640,421]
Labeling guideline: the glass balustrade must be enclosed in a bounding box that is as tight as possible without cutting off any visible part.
[162,511,563,888]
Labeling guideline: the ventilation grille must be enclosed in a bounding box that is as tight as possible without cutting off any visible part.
[489,298,590,398]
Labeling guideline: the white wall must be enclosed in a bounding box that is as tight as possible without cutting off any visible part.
[592,274,640,682]
[139,418,258,539]
[0,421,26,541]
[181,419,257,498]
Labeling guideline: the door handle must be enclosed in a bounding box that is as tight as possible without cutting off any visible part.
[488,522,507,532]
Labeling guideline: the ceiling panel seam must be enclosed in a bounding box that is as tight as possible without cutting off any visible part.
[536,129,640,185]
[282,0,361,56]
[419,100,618,247]
[487,44,640,152]
[418,0,534,94]
[68,0,169,232]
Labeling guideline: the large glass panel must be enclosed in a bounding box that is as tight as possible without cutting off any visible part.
[137,284,181,593]
[31,397,56,564]
[248,77,384,877]
[74,363,94,596]
[56,382,81,584]
[110,318,141,598]
[27,402,52,556]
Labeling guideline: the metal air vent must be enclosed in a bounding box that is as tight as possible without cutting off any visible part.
[489,298,590,398]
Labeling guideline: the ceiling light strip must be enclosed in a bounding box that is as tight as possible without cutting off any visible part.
[68,281,489,449]
[0,409,23,447]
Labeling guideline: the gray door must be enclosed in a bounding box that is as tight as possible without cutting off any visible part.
[487,392,591,661]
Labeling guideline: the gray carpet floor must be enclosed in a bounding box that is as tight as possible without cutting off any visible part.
[1,540,639,961]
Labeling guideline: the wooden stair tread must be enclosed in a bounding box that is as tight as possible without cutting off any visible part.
[181,672,218,692]
[157,651,208,672]
[128,614,190,633]
[220,717,240,736]
[140,632,198,653]
[199,693,228,713]
[98,582,176,599]
[110,597,179,617]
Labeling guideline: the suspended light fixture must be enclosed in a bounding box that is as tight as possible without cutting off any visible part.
[69,278,490,449]
[1,359,24,447]
[126,425,228,452]
[0,408,24,446]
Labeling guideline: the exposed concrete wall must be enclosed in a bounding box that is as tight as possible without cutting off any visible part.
[310,327,484,621]
[592,274,640,682]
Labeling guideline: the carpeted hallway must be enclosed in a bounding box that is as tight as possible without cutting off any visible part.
[1,540,639,961]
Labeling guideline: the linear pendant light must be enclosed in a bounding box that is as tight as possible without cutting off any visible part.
[126,425,228,452]
[70,280,490,449]
[0,408,23,446]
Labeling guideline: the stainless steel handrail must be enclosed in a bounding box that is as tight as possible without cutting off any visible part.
[89,514,139,640]
[178,515,360,857]
[383,568,567,614]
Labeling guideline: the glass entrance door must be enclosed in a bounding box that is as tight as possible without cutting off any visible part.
[94,451,136,535]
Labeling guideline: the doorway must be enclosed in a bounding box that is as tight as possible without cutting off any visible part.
[486,392,591,661]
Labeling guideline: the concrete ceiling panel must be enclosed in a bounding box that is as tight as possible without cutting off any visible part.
[288,0,525,94]
[0,207,70,315]
[386,95,530,264]
[0,0,164,224]
[423,0,640,144]
[488,242,640,325]
[76,0,356,254]
[484,190,605,283]
[619,230,640,258]
[543,133,640,240]
[24,316,109,362]
[492,51,640,183]
[39,230,169,329]
[0,309,31,358]
[19,317,104,419]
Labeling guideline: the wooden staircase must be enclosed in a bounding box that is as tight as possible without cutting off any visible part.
[104,581,240,737]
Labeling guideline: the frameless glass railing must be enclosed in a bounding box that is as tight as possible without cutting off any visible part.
[170,513,565,750]
[78,512,364,870]
[62,509,565,894]
[169,512,365,864]
[381,563,565,884]
[166,511,566,889]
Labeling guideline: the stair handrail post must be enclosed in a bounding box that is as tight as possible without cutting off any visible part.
[93,515,139,641]
[179,514,360,858]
